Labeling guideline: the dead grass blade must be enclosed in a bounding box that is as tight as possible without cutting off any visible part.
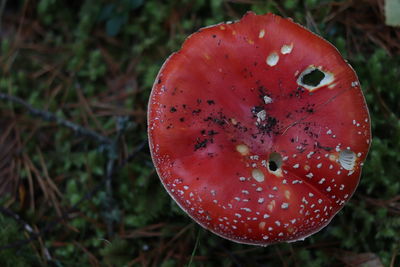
[0,119,20,198]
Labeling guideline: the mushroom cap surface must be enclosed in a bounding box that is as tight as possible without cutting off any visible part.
[148,12,371,245]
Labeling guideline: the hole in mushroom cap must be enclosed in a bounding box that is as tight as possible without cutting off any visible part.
[297,66,334,91]
[302,69,325,87]
[268,152,283,172]
[269,160,278,171]
[339,149,356,170]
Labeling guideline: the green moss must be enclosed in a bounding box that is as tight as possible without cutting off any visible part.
[0,214,39,266]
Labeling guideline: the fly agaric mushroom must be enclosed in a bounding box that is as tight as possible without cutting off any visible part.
[148,12,371,245]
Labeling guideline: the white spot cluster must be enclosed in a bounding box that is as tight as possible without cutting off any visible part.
[160,119,367,245]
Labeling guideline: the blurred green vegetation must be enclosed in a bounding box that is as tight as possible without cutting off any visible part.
[0,0,399,266]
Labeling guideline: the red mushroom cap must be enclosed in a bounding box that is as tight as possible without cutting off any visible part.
[148,12,371,245]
